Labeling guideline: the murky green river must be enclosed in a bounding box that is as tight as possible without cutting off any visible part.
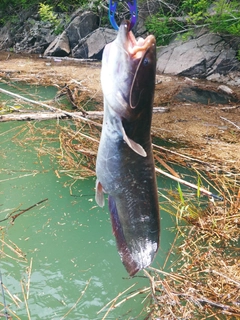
[0,84,179,319]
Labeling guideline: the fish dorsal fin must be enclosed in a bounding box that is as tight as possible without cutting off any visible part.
[121,125,147,157]
[95,179,105,207]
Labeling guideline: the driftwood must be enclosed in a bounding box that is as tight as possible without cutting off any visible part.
[0,87,101,126]
[0,111,99,122]
[0,108,169,122]
[43,56,99,63]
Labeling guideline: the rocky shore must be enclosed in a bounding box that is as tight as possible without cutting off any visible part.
[1,6,240,86]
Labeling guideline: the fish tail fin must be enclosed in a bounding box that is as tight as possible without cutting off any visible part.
[108,195,139,276]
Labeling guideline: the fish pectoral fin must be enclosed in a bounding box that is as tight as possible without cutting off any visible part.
[95,179,105,207]
[121,126,147,157]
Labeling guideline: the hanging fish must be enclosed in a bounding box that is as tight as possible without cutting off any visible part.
[95,20,159,276]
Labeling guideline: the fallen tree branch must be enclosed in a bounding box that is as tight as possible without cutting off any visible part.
[220,116,240,130]
[0,87,101,126]
[0,111,86,122]
[0,107,169,122]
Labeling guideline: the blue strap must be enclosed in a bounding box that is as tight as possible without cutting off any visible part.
[109,0,138,31]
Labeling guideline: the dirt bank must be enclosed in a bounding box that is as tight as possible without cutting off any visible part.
[0,52,239,171]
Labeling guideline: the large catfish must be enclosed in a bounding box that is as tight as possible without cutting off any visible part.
[95,20,159,276]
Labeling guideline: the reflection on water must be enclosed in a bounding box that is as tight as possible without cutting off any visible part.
[0,121,177,319]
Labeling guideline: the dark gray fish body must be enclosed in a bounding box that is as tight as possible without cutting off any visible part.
[95,20,159,276]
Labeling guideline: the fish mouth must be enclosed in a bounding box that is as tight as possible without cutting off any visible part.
[119,20,156,59]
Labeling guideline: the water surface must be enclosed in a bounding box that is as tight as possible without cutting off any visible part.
[0,120,177,319]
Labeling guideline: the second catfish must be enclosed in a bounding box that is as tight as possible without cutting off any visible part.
[95,20,160,276]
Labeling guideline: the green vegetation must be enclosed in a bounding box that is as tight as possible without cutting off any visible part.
[145,0,240,46]
[145,13,185,46]
[0,0,240,45]
[38,3,65,34]
[0,0,94,27]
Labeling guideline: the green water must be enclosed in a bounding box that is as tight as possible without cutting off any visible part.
[0,119,177,320]
[0,82,58,106]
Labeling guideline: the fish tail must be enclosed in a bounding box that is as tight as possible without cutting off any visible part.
[108,195,139,276]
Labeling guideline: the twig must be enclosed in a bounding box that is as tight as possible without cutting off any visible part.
[97,283,136,314]
[204,268,240,287]
[0,172,39,184]
[220,105,240,111]
[174,292,240,314]
[154,154,180,178]
[113,287,150,309]
[60,278,91,320]
[162,230,180,270]
[148,266,185,282]
[0,249,27,263]
[155,167,223,200]
[0,270,9,320]
[143,269,159,304]
[2,284,21,307]
[0,204,22,223]
[0,239,26,260]
[26,258,33,300]
[153,143,213,167]
[20,281,31,320]
[11,198,48,224]
[220,116,240,130]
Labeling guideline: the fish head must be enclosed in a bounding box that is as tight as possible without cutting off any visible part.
[101,20,156,121]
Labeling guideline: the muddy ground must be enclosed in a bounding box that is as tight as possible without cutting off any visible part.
[0,52,240,171]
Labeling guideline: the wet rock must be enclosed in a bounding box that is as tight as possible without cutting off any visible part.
[175,86,239,105]
[72,27,117,59]
[44,31,70,57]
[157,29,240,79]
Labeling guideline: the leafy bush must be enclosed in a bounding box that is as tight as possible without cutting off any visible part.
[145,0,240,46]
[208,0,240,35]
[38,3,64,34]
[39,3,58,25]
[145,14,184,46]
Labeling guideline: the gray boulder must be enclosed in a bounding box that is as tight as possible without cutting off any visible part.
[66,11,99,50]
[72,28,117,59]
[44,31,70,57]
[157,29,240,78]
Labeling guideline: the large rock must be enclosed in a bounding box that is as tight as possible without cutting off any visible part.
[44,31,70,57]
[72,28,117,59]
[66,11,99,50]
[157,30,240,78]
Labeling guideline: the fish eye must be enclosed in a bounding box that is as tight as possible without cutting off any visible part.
[143,57,149,66]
